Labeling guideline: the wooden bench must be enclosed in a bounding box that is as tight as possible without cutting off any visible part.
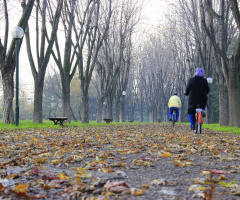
[103,118,113,124]
[48,117,68,126]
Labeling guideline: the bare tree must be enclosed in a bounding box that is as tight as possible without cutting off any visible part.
[73,0,112,123]
[50,0,77,123]
[25,0,63,123]
[0,0,34,124]
[200,0,240,127]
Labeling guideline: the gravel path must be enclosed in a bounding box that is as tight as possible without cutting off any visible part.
[0,123,240,200]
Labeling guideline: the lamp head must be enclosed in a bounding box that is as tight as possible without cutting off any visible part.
[207,77,213,84]
[122,91,126,96]
[11,26,24,39]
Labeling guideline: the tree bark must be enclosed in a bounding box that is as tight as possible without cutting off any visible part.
[120,95,126,122]
[62,83,71,122]
[107,98,113,120]
[2,68,15,123]
[33,82,43,123]
[81,88,89,123]
[219,84,229,126]
[96,96,104,123]
[115,99,120,122]
[228,60,240,127]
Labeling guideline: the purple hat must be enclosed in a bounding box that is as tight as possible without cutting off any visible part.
[194,68,204,77]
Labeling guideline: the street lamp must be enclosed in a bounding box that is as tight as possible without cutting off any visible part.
[120,91,126,122]
[207,77,213,84]
[11,26,24,126]
[207,77,213,124]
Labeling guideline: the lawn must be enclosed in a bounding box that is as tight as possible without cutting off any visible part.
[0,120,239,135]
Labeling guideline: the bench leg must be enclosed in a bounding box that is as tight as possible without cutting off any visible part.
[59,120,64,126]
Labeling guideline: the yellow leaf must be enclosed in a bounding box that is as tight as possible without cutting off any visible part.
[39,165,44,170]
[87,149,94,153]
[173,160,185,167]
[58,173,71,180]
[140,184,150,188]
[188,184,207,191]
[75,168,92,178]
[15,184,28,194]
[51,159,62,165]
[162,152,171,158]
[35,157,47,163]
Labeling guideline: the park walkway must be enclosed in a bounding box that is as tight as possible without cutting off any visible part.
[0,123,240,199]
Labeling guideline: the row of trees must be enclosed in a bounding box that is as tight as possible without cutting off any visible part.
[0,0,142,124]
[126,0,240,127]
[0,0,239,127]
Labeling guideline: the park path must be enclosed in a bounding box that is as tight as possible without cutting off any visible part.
[0,123,240,199]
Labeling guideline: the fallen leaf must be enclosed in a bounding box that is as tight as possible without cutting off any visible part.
[15,183,28,194]
[219,181,236,187]
[130,188,146,196]
[162,152,171,157]
[58,173,71,180]
[189,184,207,191]
[104,180,129,193]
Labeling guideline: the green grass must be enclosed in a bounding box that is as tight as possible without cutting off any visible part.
[0,120,239,135]
[182,122,240,135]
[0,120,140,131]
[202,123,240,135]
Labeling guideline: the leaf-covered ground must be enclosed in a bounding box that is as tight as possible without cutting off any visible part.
[0,123,240,200]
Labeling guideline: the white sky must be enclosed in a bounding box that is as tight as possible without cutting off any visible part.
[141,0,169,28]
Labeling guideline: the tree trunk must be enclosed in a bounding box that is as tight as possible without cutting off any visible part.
[146,109,149,122]
[115,99,120,122]
[96,96,104,123]
[107,98,113,119]
[228,64,240,127]
[33,83,43,123]
[129,105,134,121]
[179,107,183,123]
[218,84,229,126]
[139,99,143,122]
[2,69,15,123]
[120,95,126,122]
[70,106,78,121]
[53,99,60,117]
[81,88,89,123]
[62,83,71,122]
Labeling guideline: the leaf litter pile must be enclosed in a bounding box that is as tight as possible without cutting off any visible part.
[0,123,240,200]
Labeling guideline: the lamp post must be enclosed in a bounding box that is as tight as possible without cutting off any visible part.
[120,91,126,122]
[207,77,213,124]
[11,26,24,126]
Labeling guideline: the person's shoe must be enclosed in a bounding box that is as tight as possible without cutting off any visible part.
[169,117,172,121]
[201,111,206,117]
[191,125,195,130]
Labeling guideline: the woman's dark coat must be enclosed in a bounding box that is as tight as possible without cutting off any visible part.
[185,76,209,114]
